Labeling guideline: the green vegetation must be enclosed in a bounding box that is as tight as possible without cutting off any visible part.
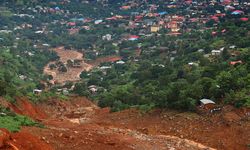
[0,107,40,132]
[0,0,249,116]
[81,20,250,112]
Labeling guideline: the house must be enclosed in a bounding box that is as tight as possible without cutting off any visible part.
[211,50,222,56]
[35,30,43,34]
[94,20,103,24]
[120,5,131,10]
[67,22,76,26]
[116,60,125,64]
[199,99,216,110]
[229,45,236,49]
[240,18,249,21]
[102,34,112,41]
[100,66,112,70]
[88,85,98,93]
[128,35,139,41]
[231,10,244,15]
[230,60,242,65]
[167,21,180,32]
[188,62,199,66]
[19,75,27,80]
[198,49,204,53]
[150,25,160,33]
[33,89,42,95]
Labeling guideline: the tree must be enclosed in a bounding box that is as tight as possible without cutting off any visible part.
[73,82,89,96]
[49,64,57,70]
[0,81,6,96]
[58,65,67,73]
[80,71,88,79]
[216,71,234,94]
[222,49,230,60]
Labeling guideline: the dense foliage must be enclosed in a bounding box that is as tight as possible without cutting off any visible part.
[76,20,250,111]
[0,0,249,113]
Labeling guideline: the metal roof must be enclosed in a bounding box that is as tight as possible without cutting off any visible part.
[200,99,215,105]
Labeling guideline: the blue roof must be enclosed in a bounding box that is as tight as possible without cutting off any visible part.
[159,11,168,15]
[77,18,85,21]
[231,12,240,15]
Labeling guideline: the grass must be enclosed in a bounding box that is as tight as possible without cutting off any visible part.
[0,107,41,132]
[27,91,69,103]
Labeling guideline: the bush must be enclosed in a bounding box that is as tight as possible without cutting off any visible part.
[0,107,39,132]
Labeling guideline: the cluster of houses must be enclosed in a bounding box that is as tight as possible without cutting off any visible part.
[0,0,249,97]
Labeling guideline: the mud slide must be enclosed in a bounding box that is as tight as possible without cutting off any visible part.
[43,47,93,84]
[1,97,249,150]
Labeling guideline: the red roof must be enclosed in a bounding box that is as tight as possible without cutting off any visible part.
[129,35,139,39]
[106,16,118,20]
[233,10,244,14]
[190,18,198,22]
[212,31,217,36]
[240,18,249,21]
[67,22,76,26]
[211,16,219,22]
[135,15,143,19]
[230,60,242,65]
[215,13,226,17]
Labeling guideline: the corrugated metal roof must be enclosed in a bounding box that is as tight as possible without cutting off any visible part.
[200,99,215,105]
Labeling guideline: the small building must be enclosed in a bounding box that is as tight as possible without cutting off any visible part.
[199,99,216,110]
[128,35,139,41]
[150,25,160,33]
[211,50,222,56]
[88,85,98,94]
[230,60,243,65]
[102,34,112,41]
[33,89,42,95]
[116,60,125,64]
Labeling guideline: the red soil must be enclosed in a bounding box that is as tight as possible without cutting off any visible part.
[0,130,53,150]
[0,97,249,150]
[43,47,93,84]
[7,98,47,121]
[88,56,122,66]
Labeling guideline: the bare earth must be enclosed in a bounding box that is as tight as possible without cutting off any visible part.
[1,97,249,150]
[43,47,93,84]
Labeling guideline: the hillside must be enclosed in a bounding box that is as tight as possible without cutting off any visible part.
[0,97,249,150]
[0,0,249,150]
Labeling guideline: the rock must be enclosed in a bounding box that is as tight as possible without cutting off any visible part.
[41,137,46,141]
[69,136,74,140]
[58,133,63,137]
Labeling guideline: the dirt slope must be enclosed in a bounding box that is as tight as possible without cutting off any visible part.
[43,47,121,85]
[0,97,249,150]
[43,47,93,84]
